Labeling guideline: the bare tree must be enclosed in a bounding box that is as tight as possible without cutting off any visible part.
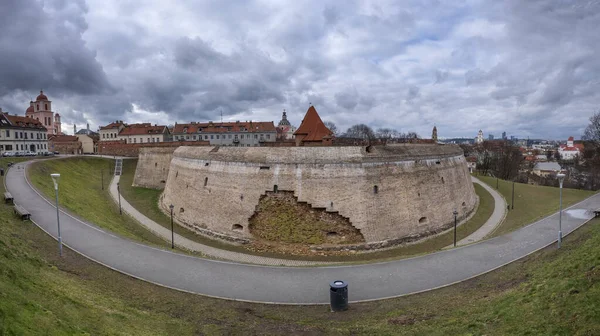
[583,111,600,143]
[342,124,375,144]
[323,121,338,136]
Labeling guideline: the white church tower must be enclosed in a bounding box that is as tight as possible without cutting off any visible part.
[476,130,484,144]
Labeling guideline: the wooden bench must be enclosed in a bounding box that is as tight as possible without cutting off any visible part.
[4,192,13,204]
[14,204,31,221]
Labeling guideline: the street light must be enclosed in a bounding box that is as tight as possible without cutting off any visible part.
[101,168,104,190]
[169,204,175,249]
[453,209,458,247]
[511,180,515,210]
[50,173,63,256]
[117,182,122,215]
[557,173,565,248]
[496,176,499,190]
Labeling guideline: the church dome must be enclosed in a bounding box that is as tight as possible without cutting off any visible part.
[26,105,34,113]
[36,90,48,101]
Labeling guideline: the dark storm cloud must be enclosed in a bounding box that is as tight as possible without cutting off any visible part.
[0,0,111,97]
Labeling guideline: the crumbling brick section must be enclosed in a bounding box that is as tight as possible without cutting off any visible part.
[248,190,365,245]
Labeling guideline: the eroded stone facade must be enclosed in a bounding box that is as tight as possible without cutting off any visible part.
[148,144,477,244]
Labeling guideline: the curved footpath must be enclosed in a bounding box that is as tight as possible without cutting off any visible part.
[6,161,600,304]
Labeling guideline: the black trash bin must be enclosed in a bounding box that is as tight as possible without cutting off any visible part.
[0,168,4,176]
[330,280,348,312]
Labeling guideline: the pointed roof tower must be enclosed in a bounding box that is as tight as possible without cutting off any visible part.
[432,125,438,142]
[278,109,291,126]
[293,106,333,144]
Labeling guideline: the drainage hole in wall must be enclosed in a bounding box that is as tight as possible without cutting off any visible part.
[232,224,243,231]
[419,216,428,224]
[179,207,185,213]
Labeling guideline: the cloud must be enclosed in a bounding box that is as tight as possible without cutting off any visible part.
[0,0,598,139]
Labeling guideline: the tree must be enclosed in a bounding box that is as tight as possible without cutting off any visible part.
[323,121,338,136]
[554,150,561,161]
[546,150,553,161]
[342,124,375,144]
[583,111,600,143]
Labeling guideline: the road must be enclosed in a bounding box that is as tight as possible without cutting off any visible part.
[6,161,599,304]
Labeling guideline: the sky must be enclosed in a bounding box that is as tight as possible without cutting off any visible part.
[0,0,599,139]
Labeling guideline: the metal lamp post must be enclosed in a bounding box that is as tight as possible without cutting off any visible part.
[169,204,175,249]
[453,209,458,247]
[101,168,104,190]
[511,180,515,210]
[557,173,565,248]
[117,182,122,215]
[50,173,63,256]
[496,176,499,190]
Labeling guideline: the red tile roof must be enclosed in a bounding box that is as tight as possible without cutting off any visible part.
[100,121,125,130]
[293,106,333,142]
[49,135,79,143]
[173,121,276,134]
[3,113,46,130]
[120,124,167,136]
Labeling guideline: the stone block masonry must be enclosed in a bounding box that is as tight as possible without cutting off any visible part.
[155,144,477,244]
[133,147,177,189]
[99,140,209,158]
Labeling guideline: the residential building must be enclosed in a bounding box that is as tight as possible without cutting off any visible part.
[557,136,583,161]
[172,121,277,146]
[118,123,169,144]
[76,134,98,154]
[49,135,82,154]
[0,110,49,155]
[293,106,333,146]
[99,120,126,141]
[532,162,561,177]
[276,109,296,140]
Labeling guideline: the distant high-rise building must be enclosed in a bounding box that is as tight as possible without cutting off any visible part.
[488,134,494,140]
[502,131,506,140]
[510,135,515,141]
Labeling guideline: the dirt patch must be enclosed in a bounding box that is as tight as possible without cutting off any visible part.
[248,190,364,255]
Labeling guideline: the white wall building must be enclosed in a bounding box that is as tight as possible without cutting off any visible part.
[0,110,49,155]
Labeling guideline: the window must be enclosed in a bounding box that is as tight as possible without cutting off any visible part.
[5,145,12,150]
[228,134,232,139]
[5,130,9,137]
[373,185,379,194]
[210,135,214,139]
[216,135,220,139]
[20,132,23,138]
[254,134,258,139]
[186,135,189,140]
[45,103,48,110]
[204,135,208,139]
[31,132,33,138]
[133,138,136,143]
[193,135,196,140]
[204,177,208,187]
[37,104,39,110]
[267,134,270,139]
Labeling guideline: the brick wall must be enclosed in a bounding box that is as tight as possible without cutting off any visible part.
[156,145,477,243]
[98,140,209,157]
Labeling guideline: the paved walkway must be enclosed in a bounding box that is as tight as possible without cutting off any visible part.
[110,175,327,266]
[6,161,600,304]
[455,177,507,246]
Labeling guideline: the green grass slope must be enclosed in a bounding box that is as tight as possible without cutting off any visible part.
[2,158,600,334]
[27,157,168,247]
[477,176,596,237]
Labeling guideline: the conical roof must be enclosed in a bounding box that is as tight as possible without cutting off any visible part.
[293,106,333,142]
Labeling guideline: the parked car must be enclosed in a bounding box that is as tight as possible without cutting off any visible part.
[2,152,15,157]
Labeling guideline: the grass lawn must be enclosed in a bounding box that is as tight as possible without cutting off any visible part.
[26,157,173,249]
[2,160,600,334]
[121,159,496,262]
[477,176,597,237]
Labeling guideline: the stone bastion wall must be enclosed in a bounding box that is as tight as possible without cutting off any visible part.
[153,144,477,244]
[133,147,177,189]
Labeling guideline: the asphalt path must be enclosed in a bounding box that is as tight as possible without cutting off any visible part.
[6,161,599,304]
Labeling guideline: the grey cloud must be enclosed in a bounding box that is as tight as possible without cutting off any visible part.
[335,88,360,110]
